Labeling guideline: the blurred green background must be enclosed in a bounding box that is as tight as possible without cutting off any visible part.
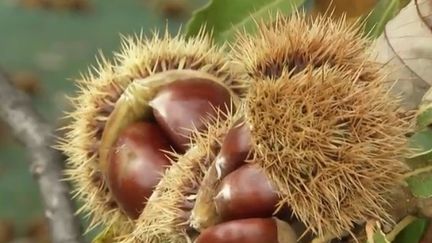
[0,0,196,241]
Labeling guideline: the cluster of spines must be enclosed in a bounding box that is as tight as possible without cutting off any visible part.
[231,13,414,238]
[231,13,379,82]
[243,63,412,237]
[58,30,246,237]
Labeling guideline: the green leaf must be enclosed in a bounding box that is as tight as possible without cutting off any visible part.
[405,128,432,199]
[367,227,390,243]
[417,88,432,129]
[417,107,432,129]
[363,0,401,38]
[406,172,432,198]
[373,230,390,243]
[186,0,306,43]
[366,221,390,243]
[406,128,432,168]
[394,218,428,243]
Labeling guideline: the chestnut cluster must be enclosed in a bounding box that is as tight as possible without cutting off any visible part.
[106,77,232,219]
[62,13,413,243]
[192,122,297,243]
[106,75,298,242]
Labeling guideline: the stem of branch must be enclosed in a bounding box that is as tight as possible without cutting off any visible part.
[386,215,417,241]
[0,71,82,243]
[403,165,432,178]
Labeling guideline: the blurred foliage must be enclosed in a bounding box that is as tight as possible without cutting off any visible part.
[0,0,191,240]
[186,0,410,43]
[372,230,390,243]
[394,218,428,243]
[363,0,404,37]
[407,129,432,168]
[186,0,306,42]
[406,172,432,198]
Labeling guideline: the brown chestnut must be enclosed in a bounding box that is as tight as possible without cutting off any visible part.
[195,218,296,243]
[106,121,173,219]
[215,164,279,221]
[215,121,251,179]
[149,78,232,153]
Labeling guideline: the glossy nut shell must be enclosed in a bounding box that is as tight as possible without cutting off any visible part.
[106,122,173,219]
[196,218,296,243]
[215,164,279,221]
[149,78,232,153]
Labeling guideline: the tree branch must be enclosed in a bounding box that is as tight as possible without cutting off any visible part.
[0,71,82,243]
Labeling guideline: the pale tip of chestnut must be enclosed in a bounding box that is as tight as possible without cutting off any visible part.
[214,182,232,211]
[214,155,225,179]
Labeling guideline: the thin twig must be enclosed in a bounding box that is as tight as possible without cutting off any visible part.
[386,215,417,241]
[403,165,432,178]
[0,71,82,243]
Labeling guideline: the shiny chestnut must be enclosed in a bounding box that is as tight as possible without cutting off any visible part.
[195,218,296,243]
[106,121,173,219]
[215,121,252,179]
[149,78,232,153]
[215,164,279,221]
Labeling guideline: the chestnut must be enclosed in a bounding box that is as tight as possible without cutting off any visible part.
[215,121,252,179]
[214,164,279,221]
[106,121,173,219]
[195,218,296,243]
[149,78,232,153]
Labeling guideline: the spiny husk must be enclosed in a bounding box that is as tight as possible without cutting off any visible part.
[231,13,379,81]
[244,65,413,238]
[230,13,414,237]
[58,30,246,237]
[120,107,243,243]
